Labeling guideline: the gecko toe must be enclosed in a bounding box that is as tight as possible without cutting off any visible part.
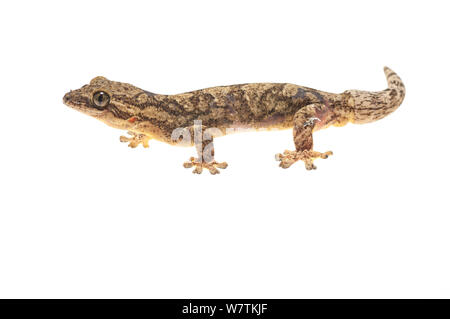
[208,166,220,175]
[279,161,293,169]
[305,162,317,170]
[192,166,203,174]
[183,162,194,168]
[215,162,228,169]
[321,151,333,159]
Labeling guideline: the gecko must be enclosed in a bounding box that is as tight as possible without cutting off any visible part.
[63,67,405,174]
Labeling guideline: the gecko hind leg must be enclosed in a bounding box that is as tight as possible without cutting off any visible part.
[120,131,151,148]
[183,133,227,175]
[275,103,333,170]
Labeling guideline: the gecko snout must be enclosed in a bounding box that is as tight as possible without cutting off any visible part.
[63,91,71,104]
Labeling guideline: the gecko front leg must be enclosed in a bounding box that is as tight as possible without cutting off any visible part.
[275,104,333,170]
[119,131,151,148]
[183,127,228,175]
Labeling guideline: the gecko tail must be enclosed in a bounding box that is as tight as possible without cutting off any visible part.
[345,67,406,124]
[384,66,405,92]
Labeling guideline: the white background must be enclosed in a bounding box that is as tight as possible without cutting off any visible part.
[0,0,449,298]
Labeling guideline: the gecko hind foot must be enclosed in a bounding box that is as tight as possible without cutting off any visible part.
[119,131,151,148]
[275,150,333,170]
[183,157,228,175]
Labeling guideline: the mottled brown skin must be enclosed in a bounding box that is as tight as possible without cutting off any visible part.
[63,67,405,174]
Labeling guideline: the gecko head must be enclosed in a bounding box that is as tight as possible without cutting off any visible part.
[63,76,116,118]
[63,76,146,128]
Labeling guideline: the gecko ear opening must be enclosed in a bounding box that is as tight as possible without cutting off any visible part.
[90,76,109,85]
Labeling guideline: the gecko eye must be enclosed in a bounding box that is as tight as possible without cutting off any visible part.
[92,91,110,108]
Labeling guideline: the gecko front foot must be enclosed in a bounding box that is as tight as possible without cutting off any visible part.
[183,157,228,175]
[119,131,151,148]
[275,149,333,170]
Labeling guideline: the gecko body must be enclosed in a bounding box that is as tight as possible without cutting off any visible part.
[63,67,405,174]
